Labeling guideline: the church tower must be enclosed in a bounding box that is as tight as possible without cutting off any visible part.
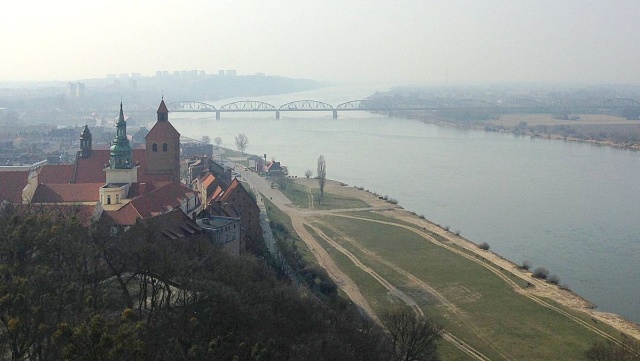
[102,103,138,208]
[79,125,92,158]
[109,103,133,169]
[104,103,138,185]
[145,99,181,182]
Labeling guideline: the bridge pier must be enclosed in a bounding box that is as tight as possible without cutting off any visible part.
[333,110,338,119]
[215,111,221,120]
[276,110,280,120]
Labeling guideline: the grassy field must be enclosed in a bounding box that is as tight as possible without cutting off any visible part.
[280,179,370,210]
[271,180,628,360]
[313,213,622,360]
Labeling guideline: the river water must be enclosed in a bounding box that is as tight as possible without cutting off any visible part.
[169,85,640,323]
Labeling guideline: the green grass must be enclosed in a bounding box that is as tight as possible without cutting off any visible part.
[262,178,622,360]
[263,197,316,267]
[280,180,370,210]
[312,213,618,361]
[305,224,398,313]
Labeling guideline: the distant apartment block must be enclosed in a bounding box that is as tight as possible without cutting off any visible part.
[68,82,85,98]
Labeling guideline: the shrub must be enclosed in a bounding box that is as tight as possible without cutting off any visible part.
[444,225,450,231]
[388,198,398,205]
[547,274,560,285]
[454,230,461,236]
[478,242,490,251]
[519,260,531,270]
[532,267,549,280]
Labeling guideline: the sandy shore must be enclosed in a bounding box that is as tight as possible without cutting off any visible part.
[312,178,640,341]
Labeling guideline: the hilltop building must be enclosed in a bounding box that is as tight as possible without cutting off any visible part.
[0,100,261,254]
[3,100,196,222]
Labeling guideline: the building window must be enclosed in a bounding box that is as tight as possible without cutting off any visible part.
[152,143,158,152]
[163,143,168,151]
[107,195,111,205]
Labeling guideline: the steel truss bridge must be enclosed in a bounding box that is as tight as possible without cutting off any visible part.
[97,98,640,119]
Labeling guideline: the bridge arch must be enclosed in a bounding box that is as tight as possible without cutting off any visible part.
[220,100,276,111]
[167,101,217,112]
[392,99,443,110]
[279,100,334,111]
[336,100,389,111]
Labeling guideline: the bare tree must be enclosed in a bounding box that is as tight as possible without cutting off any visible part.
[586,339,640,361]
[382,307,442,361]
[304,170,313,178]
[214,137,222,148]
[235,134,249,154]
[317,155,326,198]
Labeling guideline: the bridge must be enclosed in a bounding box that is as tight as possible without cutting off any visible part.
[94,98,640,120]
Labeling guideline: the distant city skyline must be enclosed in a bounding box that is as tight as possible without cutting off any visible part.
[2,0,640,85]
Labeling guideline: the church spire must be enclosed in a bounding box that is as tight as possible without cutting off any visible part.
[157,99,169,122]
[109,102,132,169]
[80,124,92,158]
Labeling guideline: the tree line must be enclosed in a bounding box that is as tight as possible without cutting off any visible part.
[0,205,444,361]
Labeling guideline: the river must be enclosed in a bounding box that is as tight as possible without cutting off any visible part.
[168,85,640,324]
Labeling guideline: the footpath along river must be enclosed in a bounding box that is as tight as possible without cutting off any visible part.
[169,85,640,324]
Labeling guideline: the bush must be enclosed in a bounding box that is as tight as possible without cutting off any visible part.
[388,198,398,205]
[532,267,549,280]
[519,260,531,270]
[547,274,560,285]
[478,242,490,251]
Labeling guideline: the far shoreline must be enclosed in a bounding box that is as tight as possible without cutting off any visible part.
[414,114,640,151]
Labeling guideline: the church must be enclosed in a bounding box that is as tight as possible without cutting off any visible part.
[2,100,201,227]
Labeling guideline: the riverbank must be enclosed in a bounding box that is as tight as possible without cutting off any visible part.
[417,113,640,151]
[300,178,640,341]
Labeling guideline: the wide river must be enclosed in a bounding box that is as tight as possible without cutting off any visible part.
[169,85,640,323]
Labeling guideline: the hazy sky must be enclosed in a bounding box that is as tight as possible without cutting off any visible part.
[2,0,639,85]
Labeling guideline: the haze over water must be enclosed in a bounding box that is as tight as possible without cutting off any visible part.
[170,85,640,323]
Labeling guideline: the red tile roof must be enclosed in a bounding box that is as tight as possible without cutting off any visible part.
[103,182,196,225]
[31,183,103,203]
[72,148,173,184]
[0,170,28,203]
[157,100,169,113]
[201,173,216,189]
[138,208,202,241]
[103,204,142,226]
[146,120,180,141]
[219,178,241,203]
[39,164,74,184]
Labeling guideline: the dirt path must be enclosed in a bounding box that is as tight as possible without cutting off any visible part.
[240,170,640,344]
[313,220,513,361]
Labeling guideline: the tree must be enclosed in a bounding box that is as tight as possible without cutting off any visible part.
[317,155,326,199]
[304,170,313,178]
[382,308,442,361]
[201,135,211,144]
[235,134,249,154]
[214,137,222,148]
[586,339,640,361]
